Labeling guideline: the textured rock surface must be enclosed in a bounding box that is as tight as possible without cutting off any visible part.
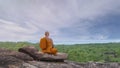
[22,61,120,68]
[33,52,68,62]
[0,48,33,61]
[0,48,33,68]
[1,47,120,68]
[19,46,68,61]
[0,55,24,68]
[18,46,39,60]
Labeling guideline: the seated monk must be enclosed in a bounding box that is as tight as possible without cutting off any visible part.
[40,31,58,55]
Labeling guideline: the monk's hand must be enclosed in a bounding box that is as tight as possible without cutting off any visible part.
[43,47,47,50]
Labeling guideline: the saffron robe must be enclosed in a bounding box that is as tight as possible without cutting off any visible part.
[40,37,57,55]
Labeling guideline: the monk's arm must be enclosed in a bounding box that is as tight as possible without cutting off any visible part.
[50,38,54,48]
[40,38,47,50]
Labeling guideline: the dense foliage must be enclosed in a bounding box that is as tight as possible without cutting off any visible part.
[0,42,120,62]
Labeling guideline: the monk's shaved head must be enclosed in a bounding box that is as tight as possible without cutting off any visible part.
[45,31,49,37]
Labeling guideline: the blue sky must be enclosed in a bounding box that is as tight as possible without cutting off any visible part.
[0,0,120,44]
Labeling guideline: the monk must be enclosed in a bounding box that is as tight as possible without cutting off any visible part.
[40,31,58,55]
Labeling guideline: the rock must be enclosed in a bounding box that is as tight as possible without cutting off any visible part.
[18,46,39,53]
[0,48,33,61]
[26,60,120,68]
[22,63,38,68]
[18,46,39,60]
[19,46,68,61]
[35,52,68,62]
[0,55,23,68]
[27,61,74,68]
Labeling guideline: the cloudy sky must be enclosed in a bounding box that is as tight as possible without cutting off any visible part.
[0,0,120,44]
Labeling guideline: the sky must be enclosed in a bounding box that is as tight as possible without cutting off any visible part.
[0,0,120,44]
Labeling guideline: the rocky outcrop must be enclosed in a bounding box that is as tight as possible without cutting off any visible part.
[0,48,33,61]
[0,47,120,68]
[25,61,120,68]
[19,46,68,61]
[36,52,68,62]
[0,55,23,68]
[18,46,39,60]
[0,48,33,68]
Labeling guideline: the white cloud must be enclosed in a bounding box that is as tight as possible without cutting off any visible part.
[0,19,39,41]
[0,0,120,43]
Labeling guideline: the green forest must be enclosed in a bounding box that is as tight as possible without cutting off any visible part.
[0,42,120,62]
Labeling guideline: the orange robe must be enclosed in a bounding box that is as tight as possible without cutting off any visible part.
[40,37,57,55]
